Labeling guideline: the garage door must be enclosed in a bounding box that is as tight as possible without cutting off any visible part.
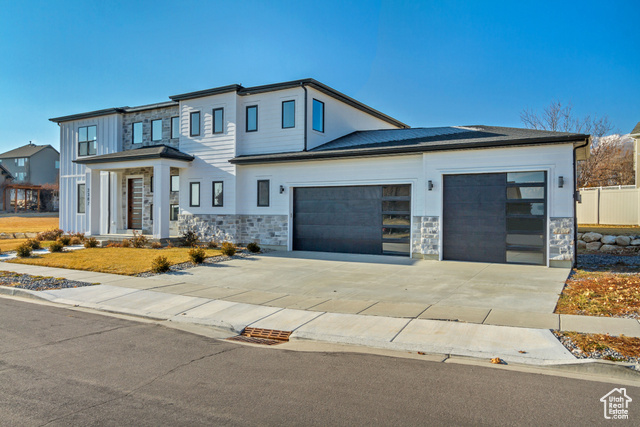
[443,172,546,265]
[293,185,411,256]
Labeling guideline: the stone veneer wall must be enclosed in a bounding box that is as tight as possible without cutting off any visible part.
[178,214,288,247]
[548,217,575,264]
[122,105,180,151]
[411,216,440,258]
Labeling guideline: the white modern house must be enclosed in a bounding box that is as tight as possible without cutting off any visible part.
[51,79,590,267]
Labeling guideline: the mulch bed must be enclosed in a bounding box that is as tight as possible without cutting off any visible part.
[0,271,97,291]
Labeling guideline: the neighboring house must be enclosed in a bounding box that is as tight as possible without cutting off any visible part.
[631,122,640,185]
[50,79,590,267]
[0,143,60,185]
[0,163,13,210]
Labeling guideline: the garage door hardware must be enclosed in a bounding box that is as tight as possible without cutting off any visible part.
[242,327,292,342]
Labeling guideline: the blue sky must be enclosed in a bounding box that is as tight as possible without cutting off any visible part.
[1,0,638,152]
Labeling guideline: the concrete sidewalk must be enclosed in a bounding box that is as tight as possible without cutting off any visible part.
[1,260,640,366]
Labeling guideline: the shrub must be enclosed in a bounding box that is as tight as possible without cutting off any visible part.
[165,240,174,248]
[221,241,236,256]
[180,230,199,247]
[71,232,85,241]
[36,228,63,241]
[121,239,131,248]
[84,237,99,248]
[151,255,171,273]
[16,243,32,258]
[58,235,71,246]
[49,240,64,253]
[207,241,218,249]
[131,230,148,248]
[26,239,41,250]
[246,242,260,253]
[151,241,162,249]
[106,242,122,248]
[70,237,82,245]
[188,247,207,264]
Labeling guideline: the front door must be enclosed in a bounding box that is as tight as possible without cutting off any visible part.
[127,178,143,230]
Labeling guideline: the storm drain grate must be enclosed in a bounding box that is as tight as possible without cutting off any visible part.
[227,336,284,345]
[242,327,292,342]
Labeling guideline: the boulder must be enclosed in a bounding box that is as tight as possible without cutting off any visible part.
[630,239,640,246]
[0,233,13,239]
[13,232,26,239]
[586,241,602,251]
[600,244,618,253]
[582,232,603,243]
[577,240,587,249]
[577,233,584,240]
[601,235,617,245]
[25,232,37,238]
[615,236,631,246]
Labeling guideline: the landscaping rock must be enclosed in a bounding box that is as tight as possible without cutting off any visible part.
[577,240,587,249]
[0,233,13,239]
[615,236,631,246]
[631,239,640,246]
[13,233,26,239]
[582,232,603,243]
[601,235,617,245]
[25,232,37,238]
[586,241,602,251]
[600,244,617,253]
[577,233,584,240]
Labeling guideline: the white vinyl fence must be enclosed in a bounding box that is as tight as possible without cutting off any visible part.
[577,186,640,225]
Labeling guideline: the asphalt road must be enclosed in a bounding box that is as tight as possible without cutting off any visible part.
[0,297,637,426]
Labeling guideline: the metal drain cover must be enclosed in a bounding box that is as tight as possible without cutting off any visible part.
[227,327,292,345]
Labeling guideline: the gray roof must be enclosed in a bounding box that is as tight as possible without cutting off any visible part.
[230,125,590,164]
[631,122,640,135]
[0,143,58,159]
[0,163,13,179]
[74,145,194,165]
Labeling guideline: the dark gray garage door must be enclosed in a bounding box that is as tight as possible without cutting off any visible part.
[443,172,546,265]
[293,185,411,256]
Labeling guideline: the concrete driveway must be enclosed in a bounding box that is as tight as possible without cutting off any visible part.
[154,251,570,318]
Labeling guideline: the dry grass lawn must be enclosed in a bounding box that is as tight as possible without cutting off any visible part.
[8,247,223,275]
[555,270,640,318]
[560,331,640,360]
[0,239,54,253]
[0,216,59,233]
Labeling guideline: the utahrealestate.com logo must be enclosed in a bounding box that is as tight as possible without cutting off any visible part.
[600,388,632,420]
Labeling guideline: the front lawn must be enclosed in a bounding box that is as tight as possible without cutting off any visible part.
[0,239,55,253]
[555,270,640,318]
[8,247,223,276]
[0,216,59,234]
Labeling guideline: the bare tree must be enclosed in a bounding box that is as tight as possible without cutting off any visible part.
[520,100,614,137]
[577,135,635,188]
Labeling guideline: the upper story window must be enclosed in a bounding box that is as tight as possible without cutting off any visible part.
[78,125,97,156]
[246,105,258,132]
[132,122,143,144]
[15,158,26,167]
[171,116,180,139]
[190,111,200,136]
[282,100,295,129]
[151,119,162,142]
[312,99,324,132]
[55,160,60,169]
[212,108,224,134]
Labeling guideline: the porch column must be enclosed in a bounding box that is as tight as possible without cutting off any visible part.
[86,168,101,236]
[152,164,170,239]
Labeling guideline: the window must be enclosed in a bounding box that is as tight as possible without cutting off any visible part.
[190,111,200,136]
[150,175,153,193]
[170,175,179,192]
[212,181,223,207]
[16,158,25,166]
[170,204,179,221]
[282,100,295,128]
[78,125,97,156]
[189,182,200,207]
[77,183,86,213]
[55,160,59,169]
[246,105,258,132]
[312,99,324,132]
[151,119,162,141]
[212,108,224,134]
[132,122,143,144]
[17,172,25,181]
[171,116,180,139]
[150,203,153,221]
[257,180,269,207]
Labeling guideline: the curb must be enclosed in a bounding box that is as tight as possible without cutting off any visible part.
[0,285,52,301]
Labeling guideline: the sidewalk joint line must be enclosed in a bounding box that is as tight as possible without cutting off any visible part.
[173,298,215,316]
[290,312,327,333]
[389,318,413,343]
[305,298,332,310]
[415,304,432,319]
[245,307,285,328]
[96,289,143,304]
[262,294,290,305]
[356,301,380,314]
[481,309,492,324]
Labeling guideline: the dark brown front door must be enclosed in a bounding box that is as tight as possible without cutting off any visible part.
[127,178,143,230]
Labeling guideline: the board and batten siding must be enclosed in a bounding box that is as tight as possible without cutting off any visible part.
[58,114,122,233]
[178,91,238,214]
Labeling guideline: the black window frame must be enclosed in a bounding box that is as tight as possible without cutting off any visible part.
[257,179,270,207]
[189,182,200,207]
[150,175,153,193]
[77,183,86,213]
[151,119,162,142]
[312,99,324,132]
[171,116,180,139]
[150,203,153,221]
[246,105,258,132]
[170,204,179,221]
[78,125,97,157]
[212,181,224,207]
[282,100,295,129]
[170,175,179,192]
[190,111,201,137]
[132,122,143,144]
[212,108,224,134]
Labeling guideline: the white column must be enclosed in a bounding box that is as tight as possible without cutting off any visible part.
[86,168,101,236]
[153,163,171,239]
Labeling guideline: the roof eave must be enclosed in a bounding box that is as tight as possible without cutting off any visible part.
[49,107,128,123]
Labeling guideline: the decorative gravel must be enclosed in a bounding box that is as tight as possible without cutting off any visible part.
[0,271,97,291]
[136,249,261,277]
[577,253,640,272]
[552,330,640,366]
